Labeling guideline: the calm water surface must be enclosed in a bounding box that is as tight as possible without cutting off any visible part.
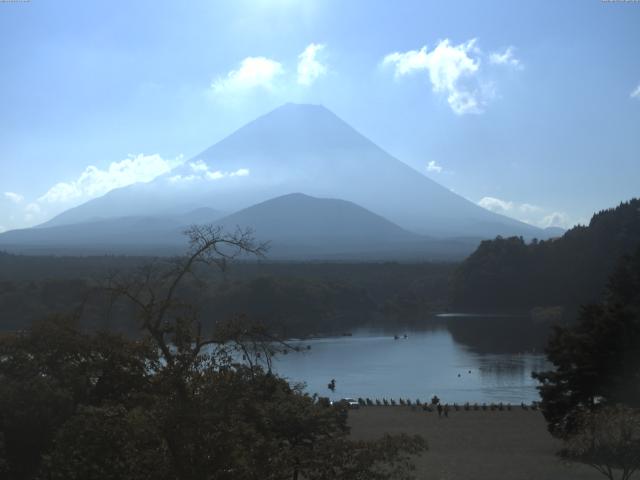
[272,326,548,404]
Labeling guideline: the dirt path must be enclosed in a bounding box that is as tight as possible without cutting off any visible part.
[348,406,603,480]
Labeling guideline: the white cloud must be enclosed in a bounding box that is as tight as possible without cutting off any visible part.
[631,84,640,99]
[0,226,5,233]
[426,160,443,173]
[519,203,541,214]
[540,212,571,229]
[211,56,284,95]
[24,202,42,222]
[297,43,327,86]
[204,168,250,181]
[383,39,524,114]
[230,168,250,177]
[206,171,225,181]
[383,39,485,115]
[25,203,41,214]
[478,196,513,214]
[168,174,197,183]
[478,196,573,229]
[383,48,430,78]
[38,154,183,204]
[3,192,24,204]
[189,160,209,172]
[169,161,250,183]
[489,47,522,69]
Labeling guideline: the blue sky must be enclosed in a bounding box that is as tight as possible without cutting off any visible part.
[1,0,639,232]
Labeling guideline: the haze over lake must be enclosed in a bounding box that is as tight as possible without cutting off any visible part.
[273,324,549,404]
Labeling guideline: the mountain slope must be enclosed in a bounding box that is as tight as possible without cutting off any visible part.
[42,103,543,239]
[451,198,640,311]
[216,193,417,244]
[214,193,426,258]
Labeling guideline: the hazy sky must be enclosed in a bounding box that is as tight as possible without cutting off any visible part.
[1,0,639,232]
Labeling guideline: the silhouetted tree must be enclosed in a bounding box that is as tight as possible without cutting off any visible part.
[533,246,640,438]
[0,316,156,480]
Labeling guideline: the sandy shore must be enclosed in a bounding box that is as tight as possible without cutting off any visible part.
[348,406,602,480]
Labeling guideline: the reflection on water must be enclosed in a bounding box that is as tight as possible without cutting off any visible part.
[272,326,549,404]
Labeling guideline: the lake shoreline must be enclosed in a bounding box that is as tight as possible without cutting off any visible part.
[274,328,549,404]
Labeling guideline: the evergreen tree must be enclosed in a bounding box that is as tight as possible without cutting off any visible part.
[533,246,640,438]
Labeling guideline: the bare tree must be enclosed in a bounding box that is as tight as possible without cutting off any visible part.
[562,405,640,480]
[105,225,276,373]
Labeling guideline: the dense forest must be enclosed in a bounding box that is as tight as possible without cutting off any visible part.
[0,255,454,338]
[452,199,640,315]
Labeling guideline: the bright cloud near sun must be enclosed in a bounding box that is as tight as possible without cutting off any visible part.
[210,44,327,97]
[631,83,640,99]
[39,154,184,204]
[211,56,285,95]
[297,43,327,86]
[478,196,574,229]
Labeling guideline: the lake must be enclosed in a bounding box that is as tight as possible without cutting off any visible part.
[272,324,549,404]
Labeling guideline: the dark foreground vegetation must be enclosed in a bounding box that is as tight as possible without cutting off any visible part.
[534,245,640,437]
[533,246,640,479]
[0,226,426,480]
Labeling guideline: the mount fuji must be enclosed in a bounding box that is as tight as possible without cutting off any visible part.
[0,103,547,258]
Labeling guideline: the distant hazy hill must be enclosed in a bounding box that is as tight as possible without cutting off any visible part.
[41,103,544,239]
[214,193,437,259]
[217,192,416,243]
[0,193,480,259]
[0,208,223,255]
[451,198,640,312]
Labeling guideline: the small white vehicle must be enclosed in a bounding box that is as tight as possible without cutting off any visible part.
[342,398,360,409]
[329,398,360,408]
